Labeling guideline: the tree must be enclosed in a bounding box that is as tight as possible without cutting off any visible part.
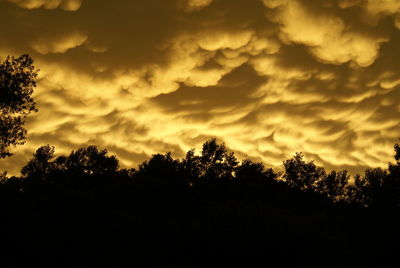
[64,146,119,175]
[182,139,238,184]
[346,167,399,207]
[138,152,188,190]
[0,55,38,158]
[283,152,326,191]
[21,145,55,179]
[389,141,400,179]
[200,138,238,180]
[22,145,119,178]
[384,141,400,207]
[235,159,278,183]
[349,168,388,207]
[394,143,400,162]
[315,170,350,202]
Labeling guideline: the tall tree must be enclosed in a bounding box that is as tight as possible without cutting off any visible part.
[0,54,38,158]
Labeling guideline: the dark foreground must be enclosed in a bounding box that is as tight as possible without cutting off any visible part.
[1,140,400,267]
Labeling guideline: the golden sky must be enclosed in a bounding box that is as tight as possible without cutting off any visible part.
[1,0,400,175]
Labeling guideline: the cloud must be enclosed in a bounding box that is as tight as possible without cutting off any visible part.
[263,0,388,66]
[0,0,399,176]
[7,0,83,11]
[31,32,87,54]
[178,0,214,12]
[364,0,400,17]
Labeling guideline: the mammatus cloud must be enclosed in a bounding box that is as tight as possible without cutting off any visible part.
[268,0,388,67]
[178,0,214,12]
[7,0,83,11]
[0,0,399,176]
[31,32,88,54]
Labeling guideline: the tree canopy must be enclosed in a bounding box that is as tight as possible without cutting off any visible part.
[0,54,38,158]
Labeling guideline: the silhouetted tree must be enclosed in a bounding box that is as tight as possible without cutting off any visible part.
[0,55,38,158]
[346,173,366,206]
[395,143,400,161]
[200,138,238,180]
[347,168,395,207]
[182,139,238,185]
[0,171,7,181]
[283,152,326,191]
[64,146,119,176]
[315,170,349,202]
[118,167,136,178]
[364,168,388,207]
[379,141,400,208]
[137,152,188,191]
[22,145,119,184]
[388,141,400,182]
[0,173,21,205]
[235,159,278,183]
[181,148,201,185]
[21,145,55,179]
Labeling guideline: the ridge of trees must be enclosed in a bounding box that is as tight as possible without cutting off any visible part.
[0,138,398,208]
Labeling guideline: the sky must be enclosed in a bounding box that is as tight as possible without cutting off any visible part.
[1,0,400,175]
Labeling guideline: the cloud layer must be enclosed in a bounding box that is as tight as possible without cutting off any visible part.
[1,0,399,175]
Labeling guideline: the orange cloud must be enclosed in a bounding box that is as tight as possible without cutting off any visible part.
[7,0,83,11]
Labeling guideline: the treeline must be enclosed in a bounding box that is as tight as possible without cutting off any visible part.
[0,139,400,266]
[2,138,400,208]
